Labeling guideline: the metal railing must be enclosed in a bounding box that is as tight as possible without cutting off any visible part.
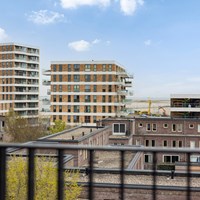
[0,144,200,200]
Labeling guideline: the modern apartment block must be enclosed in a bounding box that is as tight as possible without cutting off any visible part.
[170,94,200,118]
[0,43,39,118]
[43,61,133,126]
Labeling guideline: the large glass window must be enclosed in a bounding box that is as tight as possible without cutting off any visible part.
[74,64,80,71]
[113,124,126,134]
[85,85,90,92]
[74,75,80,82]
[85,64,90,71]
[74,85,80,92]
[85,75,91,82]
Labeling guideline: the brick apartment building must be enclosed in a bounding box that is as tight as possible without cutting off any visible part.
[43,60,133,126]
[0,43,39,119]
[132,117,200,168]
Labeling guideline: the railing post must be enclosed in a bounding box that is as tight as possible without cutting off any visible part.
[89,150,94,200]
[152,151,157,200]
[28,148,35,200]
[58,149,64,200]
[0,147,6,200]
[187,153,191,200]
[120,150,125,200]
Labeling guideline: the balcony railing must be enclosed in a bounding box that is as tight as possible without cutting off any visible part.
[171,102,200,108]
[0,144,200,200]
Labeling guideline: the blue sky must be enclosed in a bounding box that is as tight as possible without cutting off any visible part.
[1,0,200,99]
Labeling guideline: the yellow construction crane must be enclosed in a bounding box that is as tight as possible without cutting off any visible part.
[148,99,152,115]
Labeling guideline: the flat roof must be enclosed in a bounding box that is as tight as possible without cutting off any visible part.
[0,42,39,49]
[171,94,200,99]
[48,127,100,141]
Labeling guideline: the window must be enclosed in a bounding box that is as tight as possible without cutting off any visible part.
[163,123,168,128]
[67,115,71,123]
[68,75,71,82]
[93,116,97,123]
[53,95,56,102]
[198,125,200,132]
[179,141,182,148]
[53,85,56,92]
[102,75,106,82]
[102,64,106,71]
[108,64,112,71]
[85,85,90,92]
[68,64,71,71]
[53,115,56,122]
[152,140,155,147]
[59,85,62,92]
[85,116,91,123]
[145,140,149,147]
[74,75,80,82]
[93,106,97,113]
[108,75,112,82]
[102,85,106,92]
[74,95,79,102]
[53,65,56,71]
[102,96,106,102]
[85,75,91,82]
[146,123,151,131]
[53,105,56,112]
[108,106,112,113]
[59,75,62,82]
[145,154,152,163]
[93,64,97,71]
[93,85,97,92]
[68,95,71,102]
[74,116,79,123]
[59,95,62,102]
[85,106,91,113]
[93,95,97,102]
[93,75,97,82]
[85,64,90,71]
[163,155,179,163]
[74,85,80,92]
[163,140,167,147]
[172,141,176,147]
[189,124,194,129]
[102,106,106,113]
[152,124,157,131]
[74,64,80,71]
[59,115,62,120]
[68,105,71,112]
[59,65,62,71]
[113,124,126,135]
[85,95,90,102]
[108,96,112,102]
[172,124,176,132]
[68,85,71,92]
[53,75,56,82]
[74,105,79,113]
[59,105,62,112]
[108,85,112,92]
[138,123,143,127]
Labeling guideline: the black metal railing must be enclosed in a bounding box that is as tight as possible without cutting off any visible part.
[1,144,200,200]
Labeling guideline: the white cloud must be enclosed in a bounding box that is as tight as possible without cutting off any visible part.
[68,40,91,52]
[68,38,104,52]
[28,10,64,24]
[60,0,111,9]
[120,0,144,15]
[144,39,152,46]
[0,28,8,42]
[92,39,101,44]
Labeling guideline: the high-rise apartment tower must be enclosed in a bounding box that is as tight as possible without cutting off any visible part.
[0,43,39,118]
[43,61,133,126]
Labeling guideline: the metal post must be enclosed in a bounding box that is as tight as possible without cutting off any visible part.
[152,152,157,200]
[89,150,94,200]
[120,151,125,200]
[28,148,35,200]
[58,149,64,200]
[0,148,6,200]
[187,153,191,200]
